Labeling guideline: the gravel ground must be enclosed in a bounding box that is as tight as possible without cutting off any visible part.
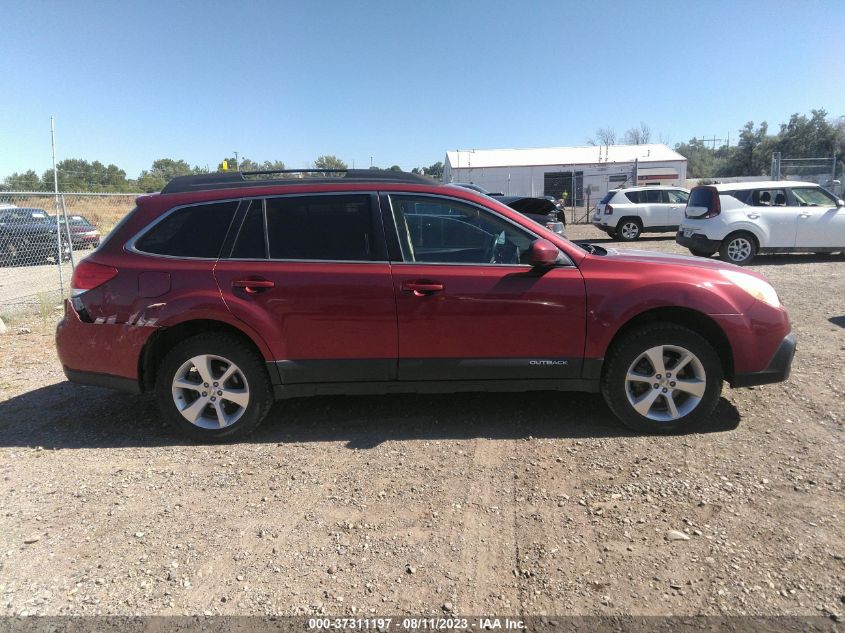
[0,224,843,619]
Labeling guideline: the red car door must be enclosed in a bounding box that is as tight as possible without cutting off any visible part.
[214,194,397,384]
[384,193,587,382]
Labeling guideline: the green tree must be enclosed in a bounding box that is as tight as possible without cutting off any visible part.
[775,109,838,158]
[39,159,130,192]
[720,121,770,176]
[137,158,204,192]
[674,138,728,178]
[313,155,348,171]
[412,161,444,180]
[2,170,44,191]
[237,159,286,172]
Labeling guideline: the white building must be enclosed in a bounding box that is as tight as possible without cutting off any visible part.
[443,144,688,205]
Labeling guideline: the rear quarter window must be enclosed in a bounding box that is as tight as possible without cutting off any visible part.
[624,191,642,203]
[134,201,238,258]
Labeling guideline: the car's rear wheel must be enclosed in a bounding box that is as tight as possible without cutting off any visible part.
[0,241,19,266]
[601,323,723,433]
[616,218,642,241]
[689,247,715,258]
[719,232,757,265]
[155,333,273,441]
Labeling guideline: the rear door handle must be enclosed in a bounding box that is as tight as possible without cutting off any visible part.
[232,278,274,294]
[402,280,444,296]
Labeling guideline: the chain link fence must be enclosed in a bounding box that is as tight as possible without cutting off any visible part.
[0,192,139,317]
[771,152,842,195]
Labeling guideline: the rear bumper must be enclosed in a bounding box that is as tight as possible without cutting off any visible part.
[731,332,796,388]
[675,231,721,251]
[56,300,154,392]
[63,368,141,394]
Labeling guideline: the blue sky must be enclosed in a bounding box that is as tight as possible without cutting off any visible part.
[1,0,843,180]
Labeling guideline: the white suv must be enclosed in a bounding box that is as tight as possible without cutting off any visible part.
[677,181,845,265]
[593,186,690,241]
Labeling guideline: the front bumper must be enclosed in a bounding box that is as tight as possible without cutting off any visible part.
[675,230,721,251]
[732,332,796,388]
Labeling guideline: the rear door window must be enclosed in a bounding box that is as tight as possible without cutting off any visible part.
[135,201,238,258]
[230,199,267,259]
[643,190,662,203]
[265,194,377,261]
[748,189,787,207]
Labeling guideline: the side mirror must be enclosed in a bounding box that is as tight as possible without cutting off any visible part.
[526,239,560,267]
[837,199,844,208]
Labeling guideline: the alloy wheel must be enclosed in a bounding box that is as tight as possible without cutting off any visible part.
[621,222,640,239]
[726,237,752,263]
[171,354,250,429]
[624,344,706,422]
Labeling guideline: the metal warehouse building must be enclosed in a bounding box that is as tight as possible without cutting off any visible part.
[443,144,688,206]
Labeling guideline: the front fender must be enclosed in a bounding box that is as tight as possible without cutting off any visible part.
[581,259,757,360]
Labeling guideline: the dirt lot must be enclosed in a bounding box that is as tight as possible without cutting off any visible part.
[0,224,843,619]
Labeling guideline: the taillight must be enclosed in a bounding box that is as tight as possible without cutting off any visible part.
[604,204,614,215]
[70,260,118,296]
[702,189,721,219]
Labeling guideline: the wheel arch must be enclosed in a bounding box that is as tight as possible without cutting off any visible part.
[139,318,274,392]
[616,215,644,228]
[723,225,764,249]
[601,307,735,383]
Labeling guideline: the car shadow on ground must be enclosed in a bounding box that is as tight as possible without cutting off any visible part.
[577,235,678,245]
[829,315,845,329]
[746,253,845,267]
[0,381,741,450]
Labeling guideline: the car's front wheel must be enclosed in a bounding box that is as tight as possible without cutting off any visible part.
[719,232,757,265]
[616,218,642,241]
[155,333,273,441]
[601,323,723,433]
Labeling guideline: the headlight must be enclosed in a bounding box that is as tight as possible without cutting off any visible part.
[721,270,781,308]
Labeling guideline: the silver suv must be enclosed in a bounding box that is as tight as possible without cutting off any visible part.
[593,186,690,241]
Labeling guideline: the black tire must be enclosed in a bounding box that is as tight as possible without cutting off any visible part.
[689,247,715,258]
[616,218,642,241]
[601,322,723,433]
[719,232,757,266]
[0,240,18,267]
[155,332,273,441]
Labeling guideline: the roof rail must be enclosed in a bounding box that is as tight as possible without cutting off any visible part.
[160,168,435,195]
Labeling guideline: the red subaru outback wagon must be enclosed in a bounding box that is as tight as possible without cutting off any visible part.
[56,170,795,440]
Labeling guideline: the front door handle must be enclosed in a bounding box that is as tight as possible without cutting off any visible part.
[232,278,275,294]
[402,280,444,297]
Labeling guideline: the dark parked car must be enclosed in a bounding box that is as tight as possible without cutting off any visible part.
[0,207,69,266]
[54,214,101,249]
[57,169,794,441]
[450,184,566,236]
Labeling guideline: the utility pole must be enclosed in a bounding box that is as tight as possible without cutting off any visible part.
[50,116,67,296]
[233,151,239,170]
